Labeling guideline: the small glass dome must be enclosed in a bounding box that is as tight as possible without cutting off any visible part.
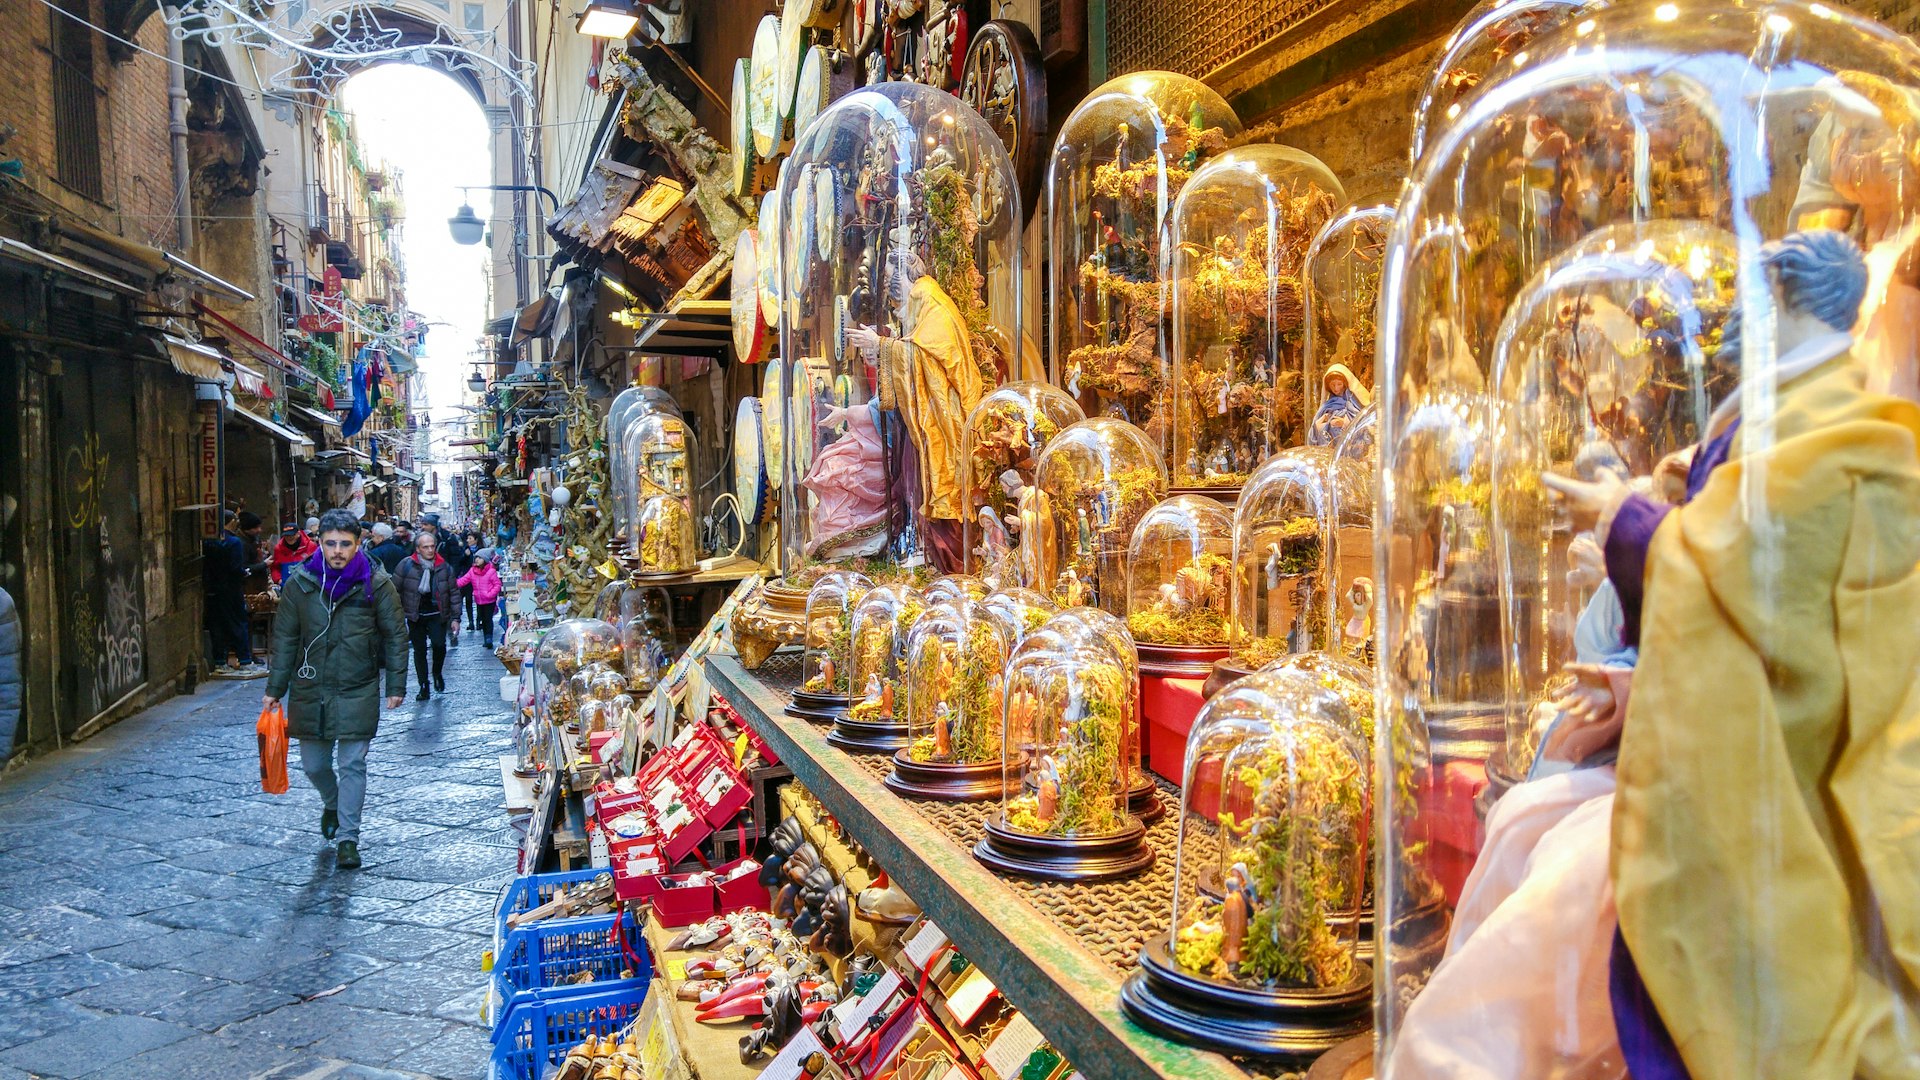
[1166,669,1370,992]
[922,574,990,609]
[980,587,1059,648]
[1048,72,1243,448]
[1302,204,1392,448]
[799,570,874,700]
[633,493,696,576]
[531,618,623,730]
[901,599,1010,768]
[1049,605,1153,819]
[1257,651,1375,745]
[593,579,668,694]
[845,584,922,726]
[1377,3,1920,1069]
[1229,448,1337,669]
[998,633,1139,838]
[1407,0,1606,167]
[1125,494,1234,649]
[778,81,1024,576]
[1030,417,1170,614]
[1167,145,1345,490]
[963,382,1087,582]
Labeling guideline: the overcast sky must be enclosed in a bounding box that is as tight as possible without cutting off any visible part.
[339,64,492,515]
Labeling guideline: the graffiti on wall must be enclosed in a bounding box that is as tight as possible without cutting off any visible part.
[98,569,143,693]
[63,431,105,530]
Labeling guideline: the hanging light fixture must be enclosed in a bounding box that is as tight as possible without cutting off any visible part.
[447,204,485,245]
[468,368,488,393]
[576,0,641,39]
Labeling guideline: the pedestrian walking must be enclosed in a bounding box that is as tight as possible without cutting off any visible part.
[458,530,482,631]
[457,551,502,649]
[268,521,318,586]
[394,530,456,698]
[264,509,407,871]
[367,522,408,574]
[0,585,20,765]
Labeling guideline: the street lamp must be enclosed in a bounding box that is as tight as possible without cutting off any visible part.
[468,368,488,393]
[576,0,640,38]
[447,204,485,246]
[446,185,563,246]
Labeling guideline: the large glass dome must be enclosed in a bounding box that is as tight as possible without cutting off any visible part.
[1167,145,1344,491]
[1228,447,1338,671]
[1303,204,1393,449]
[963,382,1087,583]
[778,81,1023,577]
[1125,493,1234,650]
[1121,668,1372,1063]
[887,598,1014,801]
[530,618,623,734]
[1029,417,1169,614]
[1377,3,1920,1074]
[1047,72,1243,446]
[1407,0,1609,167]
[606,386,684,555]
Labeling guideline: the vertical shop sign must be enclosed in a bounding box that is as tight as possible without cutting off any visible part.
[199,399,222,536]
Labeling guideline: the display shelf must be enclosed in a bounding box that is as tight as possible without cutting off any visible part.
[499,754,538,813]
[706,653,1249,1080]
[634,297,734,354]
[642,914,770,1080]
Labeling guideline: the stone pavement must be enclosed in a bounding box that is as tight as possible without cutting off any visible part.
[0,632,520,1079]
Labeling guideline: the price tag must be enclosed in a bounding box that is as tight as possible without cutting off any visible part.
[982,1014,1044,1079]
[903,920,947,969]
[835,967,902,1041]
[758,1024,829,1080]
[733,731,750,769]
[945,966,997,1025]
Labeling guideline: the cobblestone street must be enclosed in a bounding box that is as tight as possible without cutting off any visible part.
[0,638,515,1079]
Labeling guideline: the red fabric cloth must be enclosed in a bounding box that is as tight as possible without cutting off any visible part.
[269,533,318,584]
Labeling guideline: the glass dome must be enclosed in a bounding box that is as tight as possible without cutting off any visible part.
[618,412,692,565]
[1048,604,1158,823]
[1407,0,1607,167]
[792,570,874,719]
[979,586,1058,648]
[835,584,923,749]
[888,598,1012,800]
[1302,204,1393,449]
[1121,668,1371,1061]
[530,618,623,732]
[591,579,665,695]
[1228,448,1337,670]
[778,81,1024,577]
[1167,145,1345,490]
[1125,494,1234,649]
[974,616,1155,881]
[922,573,990,609]
[606,386,685,553]
[1377,3,1920,1073]
[962,381,1087,582]
[1030,417,1169,614]
[1048,72,1243,449]
[633,493,696,576]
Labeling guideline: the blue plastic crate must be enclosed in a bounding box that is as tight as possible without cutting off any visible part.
[492,868,608,948]
[489,983,649,1080]
[494,911,650,1003]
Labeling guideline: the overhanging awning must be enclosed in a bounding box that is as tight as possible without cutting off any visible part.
[289,403,341,430]
[160,335,229,382]
[228,405,315,458]
[0,237,145,296]
[230,360,272,400]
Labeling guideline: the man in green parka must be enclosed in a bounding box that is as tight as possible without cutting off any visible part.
[265,508,408,870]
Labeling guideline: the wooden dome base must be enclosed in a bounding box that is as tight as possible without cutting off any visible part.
[972,815,1154,883]
[1120,936,1372,1066]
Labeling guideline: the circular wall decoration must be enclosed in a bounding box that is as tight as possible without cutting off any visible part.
[731,227,771,364]
[758,187,783,329]
[730,58,757,199]
[761,358,787,491]
[749,16,784,159]
[789,360,819,481]
[776,1,812,129]
[813,166,839,263]
[960,20,1046,227]
[785,165,816,301]
[733,395,768,522]
[792,45,854,143]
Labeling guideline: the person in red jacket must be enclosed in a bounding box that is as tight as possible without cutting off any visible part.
[456,551,503,648]
[269,522,318,587]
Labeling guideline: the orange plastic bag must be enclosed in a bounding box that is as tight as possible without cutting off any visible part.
[257,700,289,795]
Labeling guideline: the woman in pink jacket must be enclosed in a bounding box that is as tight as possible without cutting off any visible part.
[457,552,503,648]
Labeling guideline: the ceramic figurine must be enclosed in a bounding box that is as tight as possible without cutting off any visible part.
[1308,361,1372,446]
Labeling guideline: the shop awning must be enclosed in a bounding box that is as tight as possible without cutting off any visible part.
[159,335,229,382]
[192,300,315,385]
[228,405,315,458]
[230,360,272,400]
[289,403,342,430]
[0,237,145,297]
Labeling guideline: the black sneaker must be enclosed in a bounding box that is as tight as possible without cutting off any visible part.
[336,840,361,870]
[416,688,431,701]
[321,809,338,840]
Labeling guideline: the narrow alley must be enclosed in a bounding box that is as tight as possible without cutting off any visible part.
[0,641,512,1080]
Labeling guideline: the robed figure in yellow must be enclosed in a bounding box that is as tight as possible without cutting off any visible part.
[845,242,987,572]
[1553,229,1920,1079]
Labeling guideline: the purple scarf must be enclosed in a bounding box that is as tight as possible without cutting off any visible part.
[303,548,375,602]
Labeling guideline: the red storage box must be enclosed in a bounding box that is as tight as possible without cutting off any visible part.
[713,858,771,915]
[1143,673,1207,785]
[642,872,719,927]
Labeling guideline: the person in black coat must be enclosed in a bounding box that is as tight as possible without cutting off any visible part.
[367,522,409,574]
[392,530,457,698]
